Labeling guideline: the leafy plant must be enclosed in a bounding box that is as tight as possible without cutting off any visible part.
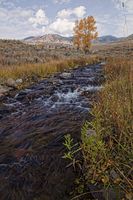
[62,134,81,169]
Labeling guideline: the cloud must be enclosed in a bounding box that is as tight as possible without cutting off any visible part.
[0,0,8,4]
[28,6,79,36]
[125,0,133,11]
[0,6,33,22]
[29,9,49,27]
[54,0,70,4]
[57,9,72,18]
[44,18,75,36]
[74,6,86,18]
[57,6,86,19]
[43,6,86,36]
[0,5,45,39]
[0,2,87,39]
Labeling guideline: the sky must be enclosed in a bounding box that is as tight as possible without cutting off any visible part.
[0,0,133,39]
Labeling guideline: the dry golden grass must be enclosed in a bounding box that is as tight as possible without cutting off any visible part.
[92,40,133,58]
[0,56,100,86]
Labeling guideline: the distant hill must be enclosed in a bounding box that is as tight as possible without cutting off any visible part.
[126,34,133,40]
[23,34,133,46]
[95,35,119,43]
[23,34,73,46]
[24,36,35,41]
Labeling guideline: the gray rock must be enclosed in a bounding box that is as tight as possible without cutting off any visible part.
[6,78,17,88]
[74,65,80,69]
[110,169,119,180]
[16,79,23,84]
[86,129,96,136]
[60,73,71,79]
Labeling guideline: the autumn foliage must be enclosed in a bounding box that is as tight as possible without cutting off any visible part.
[73,16,98,53]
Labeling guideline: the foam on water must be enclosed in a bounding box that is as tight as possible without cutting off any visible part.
[3,102,22,107]
[41,85,102,111]
[81,85,103,92]
[56,88,80,103]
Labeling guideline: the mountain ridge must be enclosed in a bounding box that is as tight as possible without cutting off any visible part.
[23,34,133,46]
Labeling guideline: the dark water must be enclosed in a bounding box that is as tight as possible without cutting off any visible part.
[0,64,103,200]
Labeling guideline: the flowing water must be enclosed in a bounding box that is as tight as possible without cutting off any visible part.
[0,64,104,200]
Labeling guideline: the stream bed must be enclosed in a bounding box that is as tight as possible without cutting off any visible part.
[0,64,104,200]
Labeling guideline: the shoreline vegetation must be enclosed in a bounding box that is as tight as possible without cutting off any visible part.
[0,56,100,88]
[81,57,133,199]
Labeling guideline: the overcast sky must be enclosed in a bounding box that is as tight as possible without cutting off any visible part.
[0,0,133,39]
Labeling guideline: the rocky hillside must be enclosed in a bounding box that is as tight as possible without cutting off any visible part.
[23,34,73,46]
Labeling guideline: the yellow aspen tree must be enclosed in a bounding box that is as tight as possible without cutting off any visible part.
[73,16,98,53]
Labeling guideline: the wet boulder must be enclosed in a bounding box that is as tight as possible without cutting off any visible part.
[60,73,71,79]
